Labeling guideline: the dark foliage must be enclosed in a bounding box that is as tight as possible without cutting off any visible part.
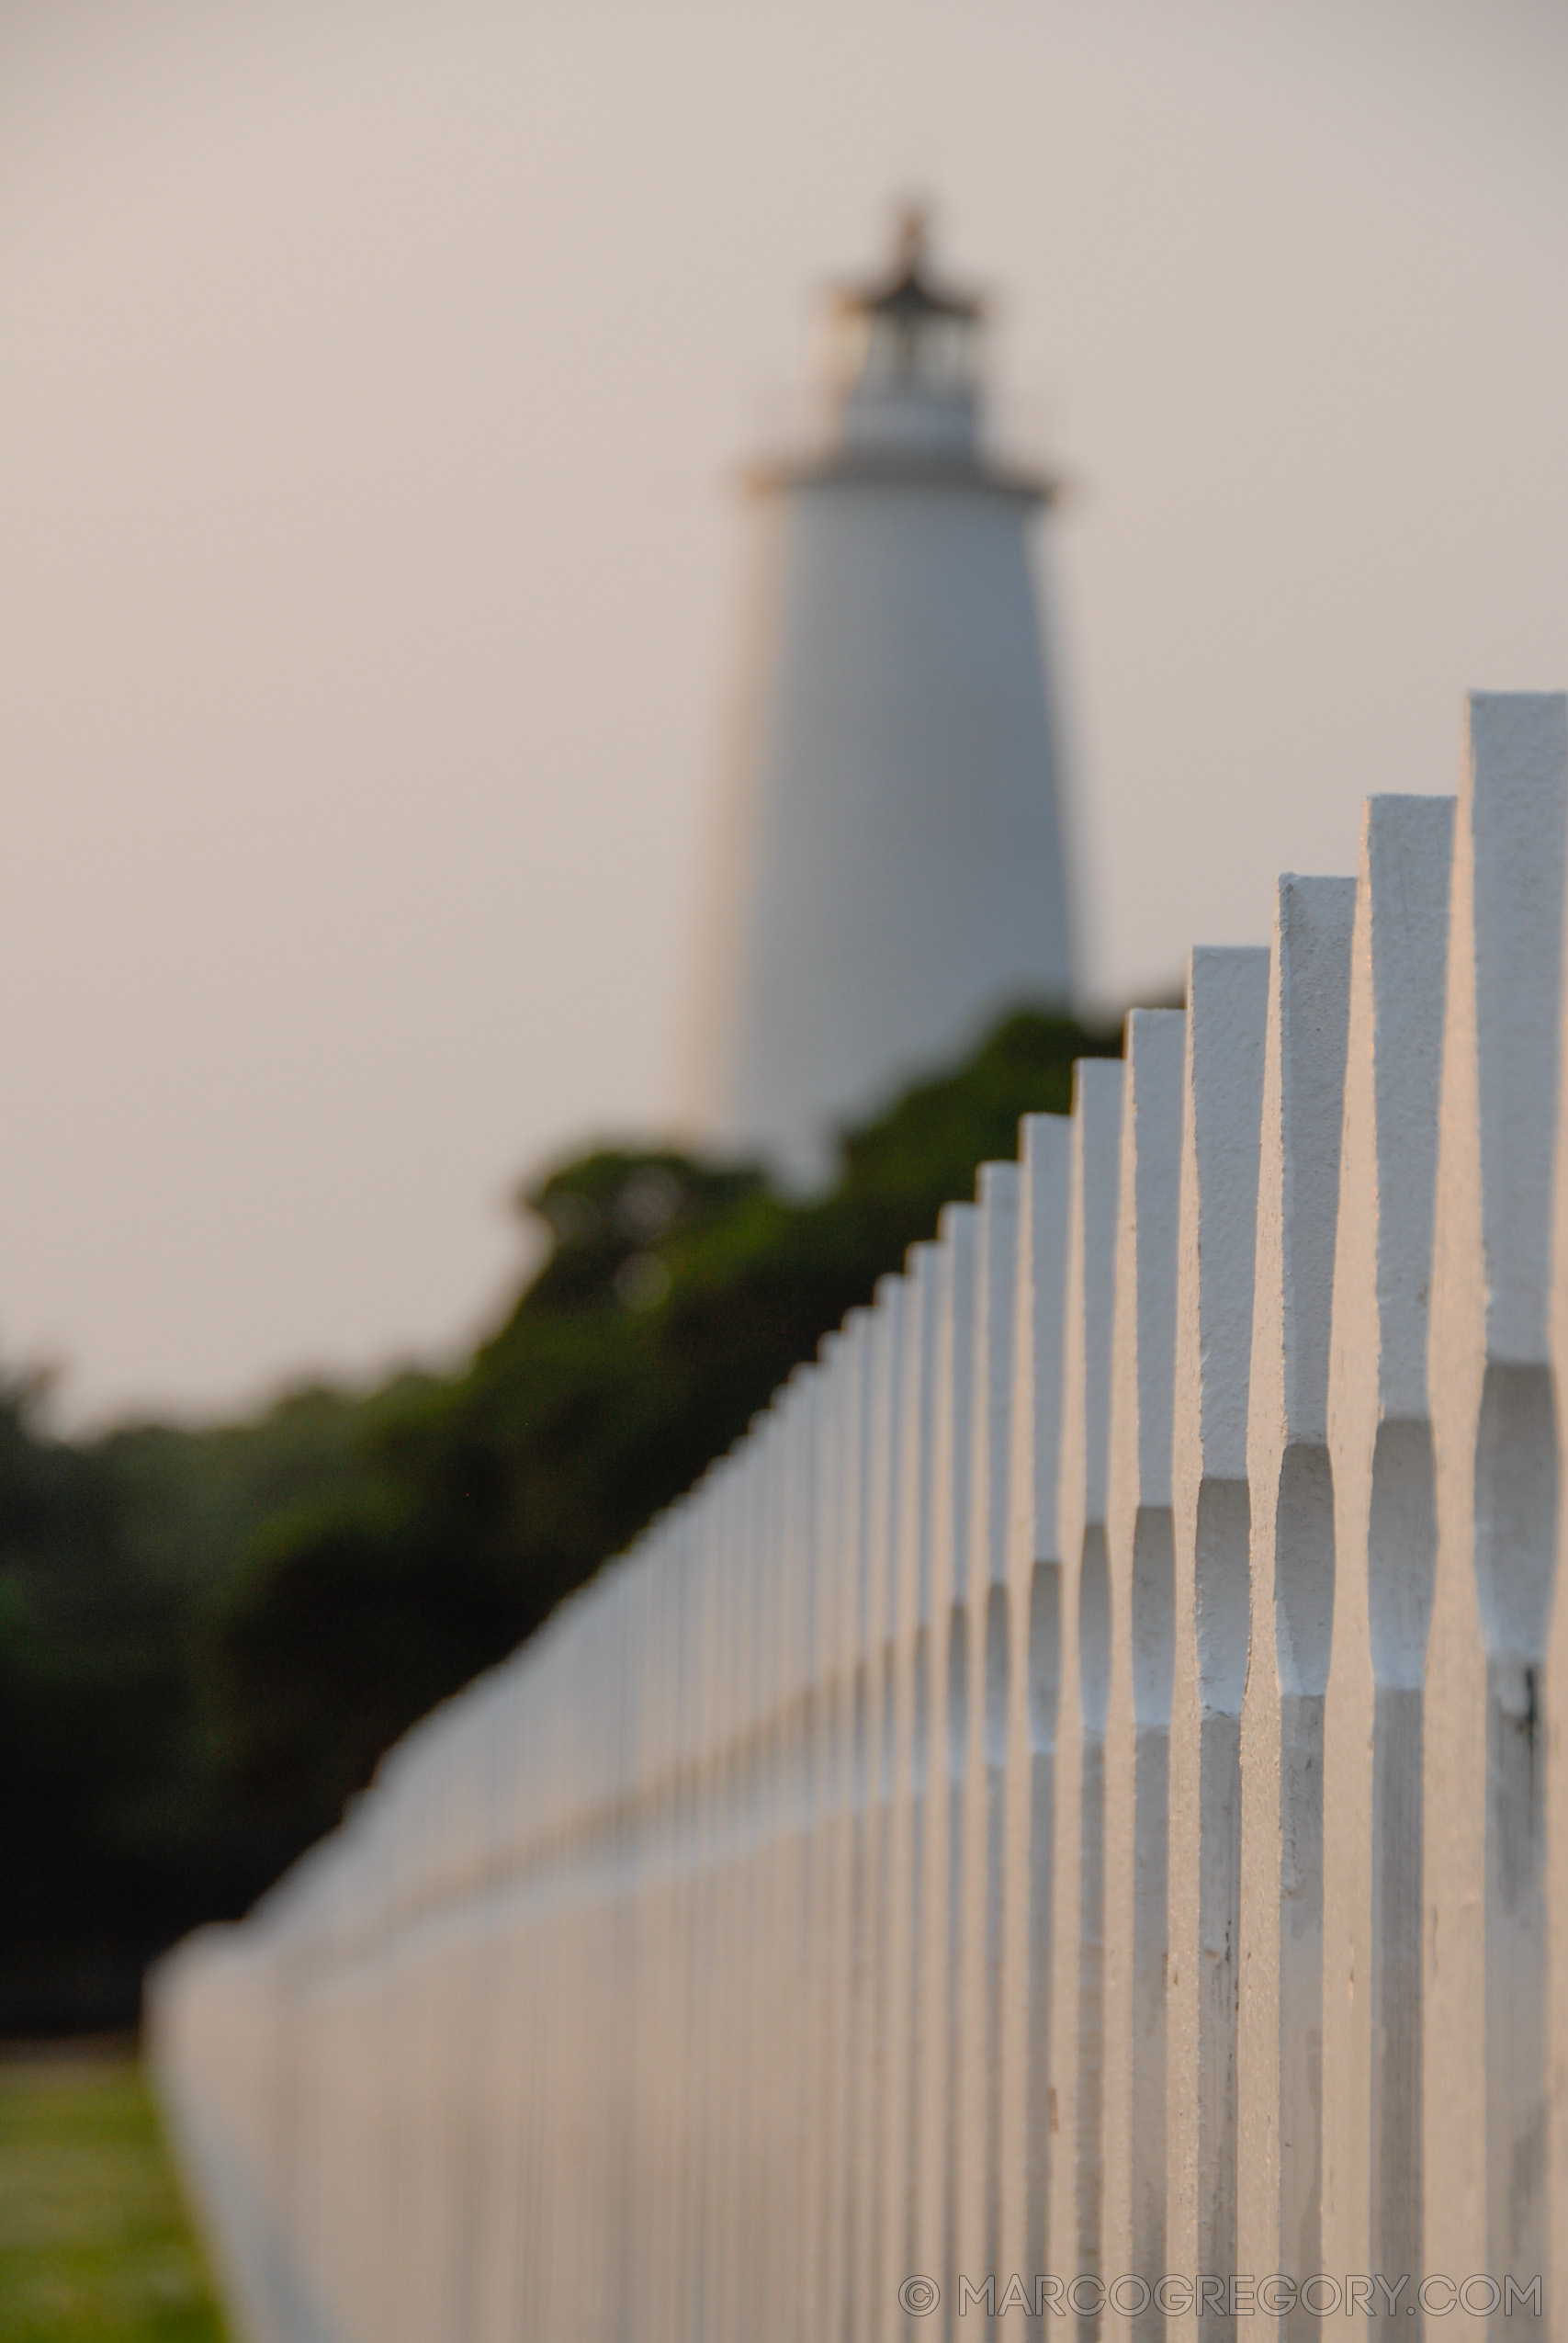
[0,1005,1120,2030]
[0,1375,193,2030]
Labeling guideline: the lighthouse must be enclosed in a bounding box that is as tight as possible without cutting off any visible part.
[689,209,1076,1183]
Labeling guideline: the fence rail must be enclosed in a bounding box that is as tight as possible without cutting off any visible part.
[152,694,1568,2341]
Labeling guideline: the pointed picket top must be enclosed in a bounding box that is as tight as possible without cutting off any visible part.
[1108,1009,1187,1522]
[933,1199,979,1607]
[1059,1058,1125,1550]
[1248,871,1358,1469]
[897,1239,942,1645]
[1433,692,1568,1375]
[1174,946,1272,1490]
[864,1271,907,1654]
[1007,1114,1073,1582]
[972,1159,1021,1589]
[1339,797,1456,1429]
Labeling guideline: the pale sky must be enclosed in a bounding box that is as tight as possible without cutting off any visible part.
[4,0,1567,1425]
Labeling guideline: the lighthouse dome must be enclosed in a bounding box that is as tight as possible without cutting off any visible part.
[834,205,984,461]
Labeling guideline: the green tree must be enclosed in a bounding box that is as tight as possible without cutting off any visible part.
[210,1009,1119,1846]
[0,1002,1123,2026]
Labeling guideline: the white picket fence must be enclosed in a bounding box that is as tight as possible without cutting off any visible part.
[152,694,1568,2342]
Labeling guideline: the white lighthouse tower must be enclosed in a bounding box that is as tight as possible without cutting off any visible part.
[691,209,1075,1182]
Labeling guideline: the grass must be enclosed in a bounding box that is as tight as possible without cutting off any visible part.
[0,2045,228,2343]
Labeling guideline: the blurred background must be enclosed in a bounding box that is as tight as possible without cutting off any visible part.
[2,0,1568,2224]
[4,5,1567,2324]
[5,0,1568,1430]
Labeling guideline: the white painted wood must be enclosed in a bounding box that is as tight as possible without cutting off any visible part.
[992,1113,1072,2303]
[1318,795,1453,2342]
[875,1241,940,2343]
[1165,944,1270,2343]
[770,1368,818,2343]
[1045,1058,1124,2329]
[908,1201,976,2317]
[1426,694,1567,2331]
[953,1161,1021,2307]
[1550,778,1568,2334]
[1100,1008,1186,2341]
[1237,874,1356,2337]
[904,1234,953,2327]
[814,1321,866,2343]
[746,1420,783,2341]
[150,696,1568,2343]
[848,1278,905,2343]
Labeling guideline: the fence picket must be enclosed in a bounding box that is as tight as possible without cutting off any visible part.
[150,696,1568,2343]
